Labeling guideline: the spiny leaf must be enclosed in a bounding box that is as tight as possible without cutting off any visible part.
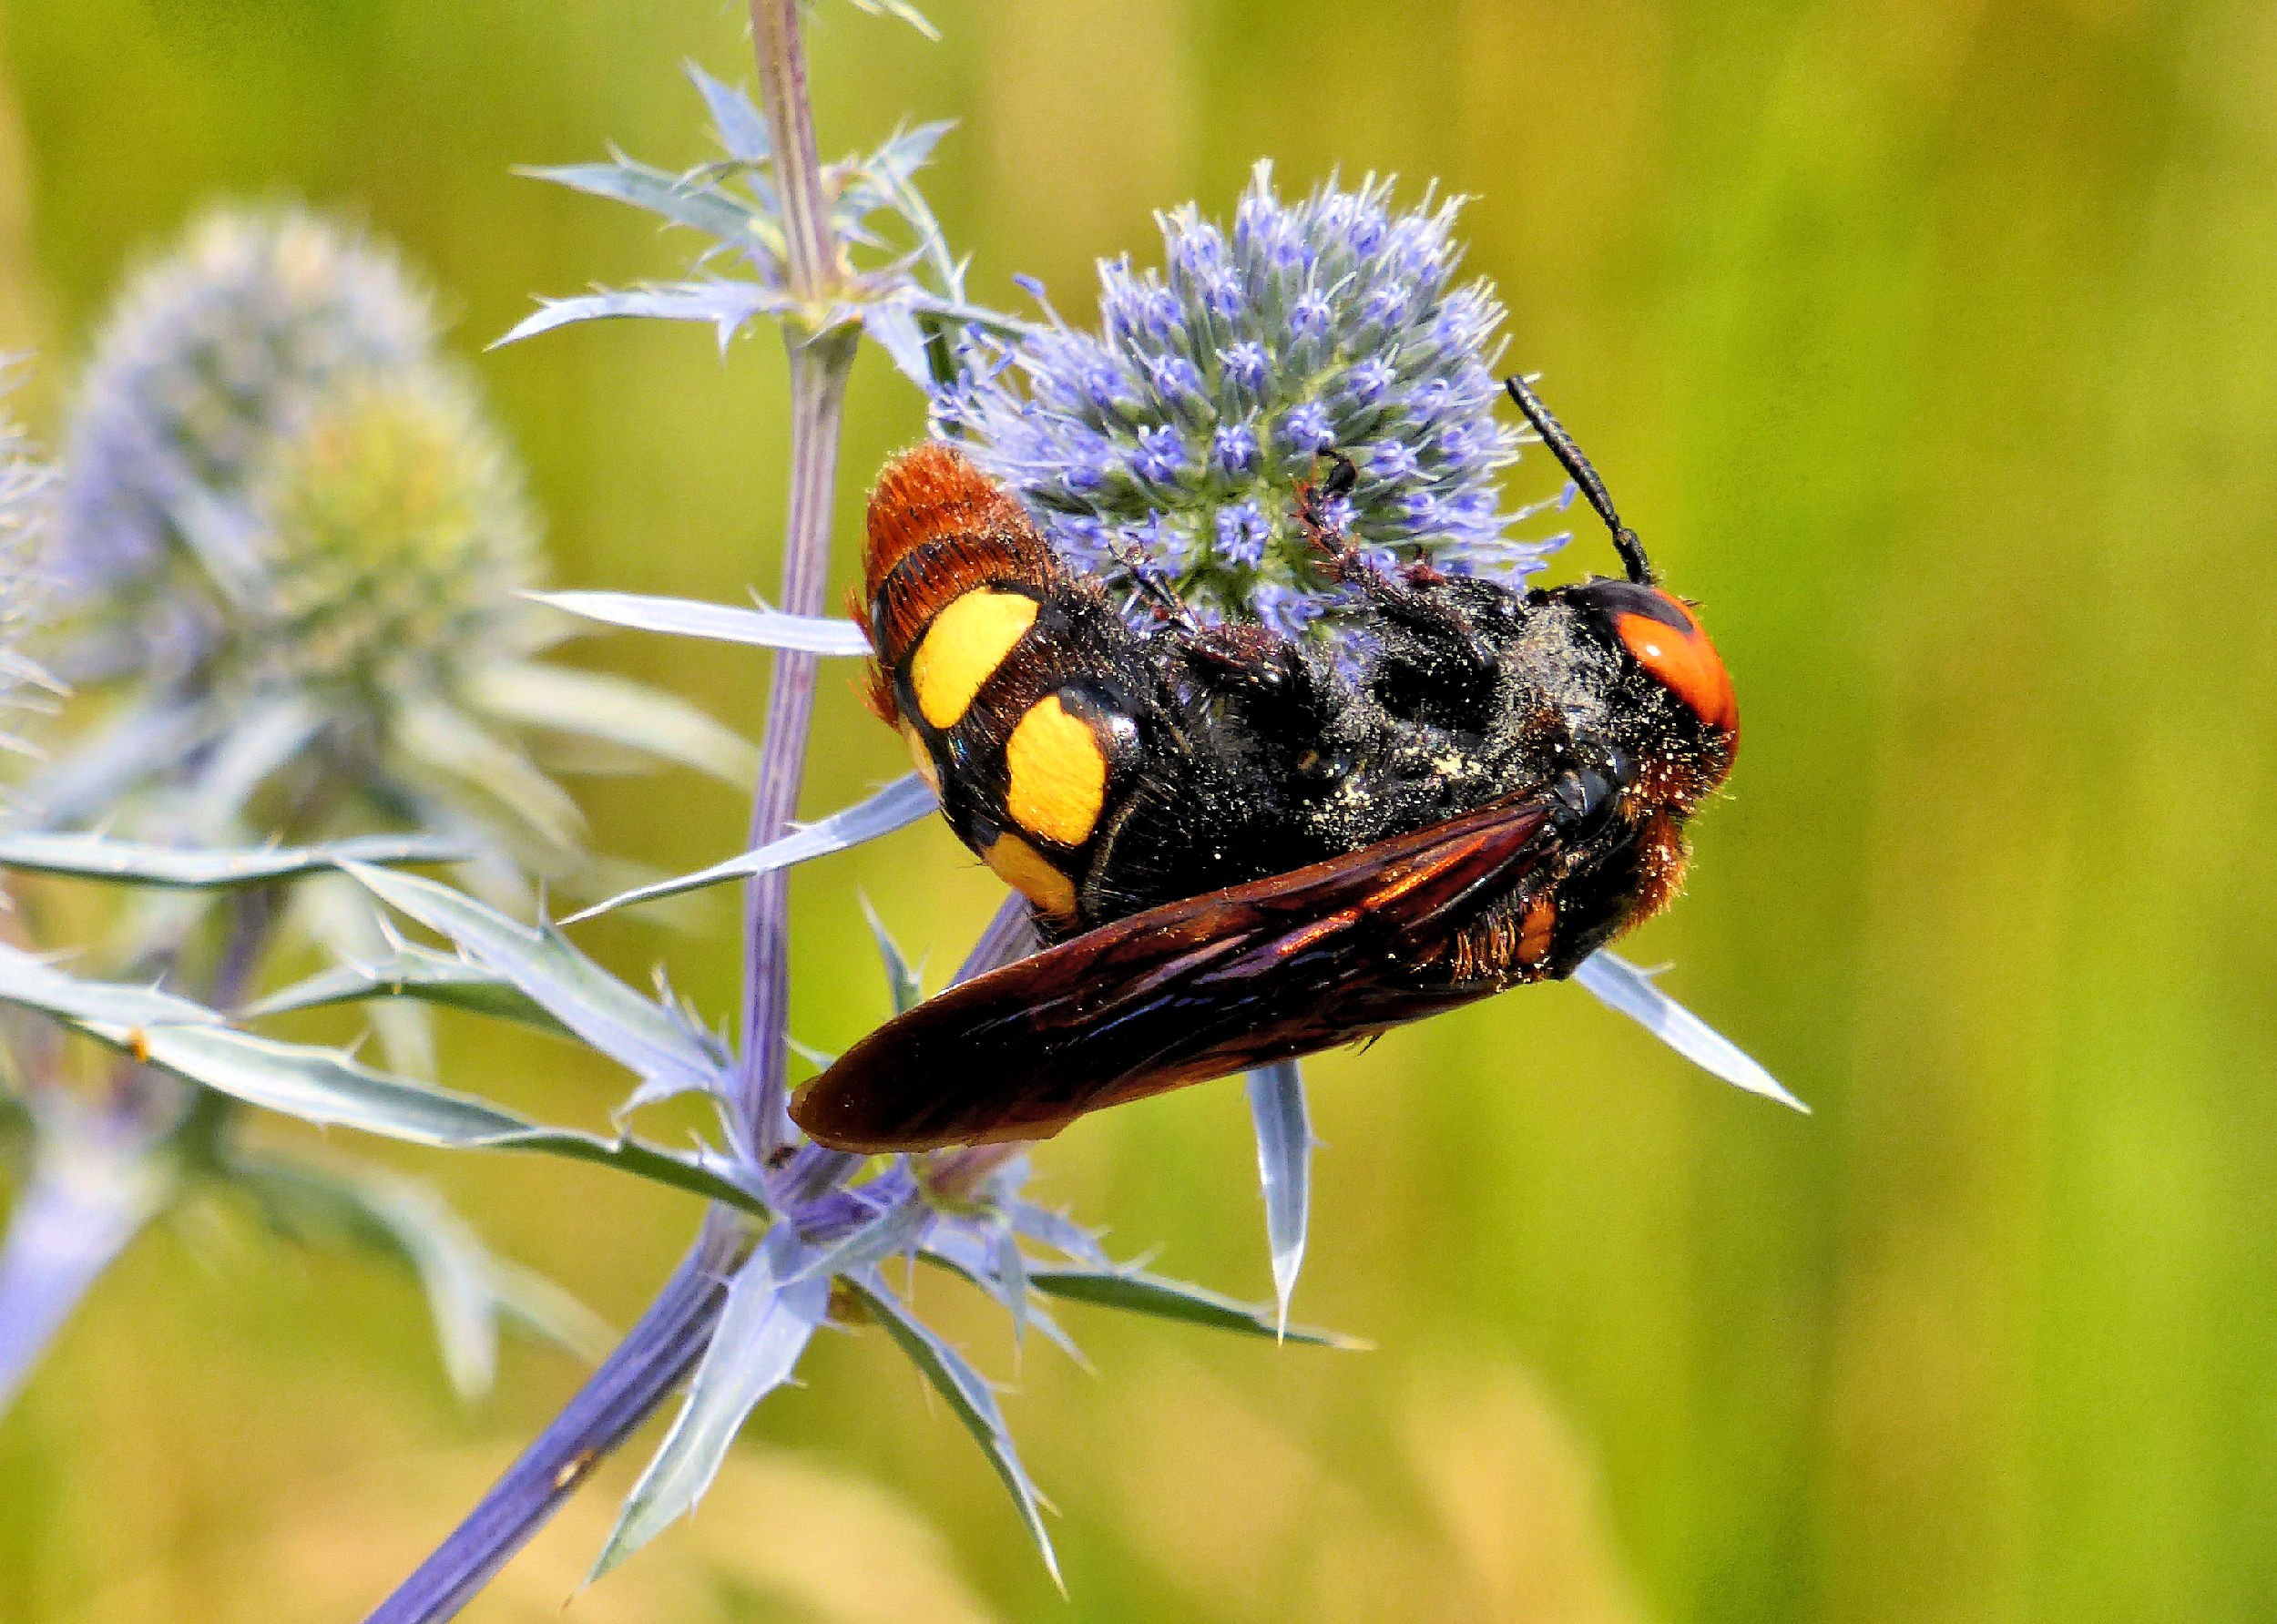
[1244,1059,1312,1338]
[1026,1263,1364,1350]
[843,1270,1060,1590]
[843,0,941,40]
[496,282,792,352]
[172,694,325,839]
[794,1188,931,1284]
[527,590,872,656]
[0,945,223,1029]
[1007,1200,1110,1268]
[396,700,585,853]
[1571,951,1805,1111]
[588,1229,825,1581]
[918,1224,1087,1368]
[342,863,728,1112]
[0,944,765,1218]
[834,121,957,248]
[685,61,770,164]
[0,832,468,890]
[863,300,934,389]
[242,943,576,1039]
[567,773,937,922]
[859,895,924,1016]
[469,661,758,785]
[516,158,778,255]
[15,695,218,827]
[486,1257,618,1364]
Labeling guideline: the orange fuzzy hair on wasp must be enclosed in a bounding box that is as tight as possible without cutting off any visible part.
[855,444,1060,726]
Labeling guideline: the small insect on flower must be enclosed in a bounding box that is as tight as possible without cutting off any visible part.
[791,378,1740,1152]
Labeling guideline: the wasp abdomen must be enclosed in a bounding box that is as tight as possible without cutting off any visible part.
[863,445,1142,925]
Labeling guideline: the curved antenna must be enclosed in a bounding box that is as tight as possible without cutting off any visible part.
[1504,374,1654,585]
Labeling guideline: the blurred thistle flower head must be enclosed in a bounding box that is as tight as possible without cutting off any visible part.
[29,203,750,870]
[240,368,538,701]
[934,160,1565,655]
[53,205,432,607]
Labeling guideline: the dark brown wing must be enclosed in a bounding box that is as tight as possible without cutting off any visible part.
[791,796,1558,1152]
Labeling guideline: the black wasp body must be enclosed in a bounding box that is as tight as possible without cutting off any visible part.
[793,379,1740,1152]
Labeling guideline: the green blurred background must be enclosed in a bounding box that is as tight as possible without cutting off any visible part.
[5,0,2276,1619]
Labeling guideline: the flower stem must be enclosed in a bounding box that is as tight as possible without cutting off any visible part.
[747,0,834,301]
[733,0,857,1155]
[369,15,856,1611]
[738,330,855,1152]
[361,1214,750,1624]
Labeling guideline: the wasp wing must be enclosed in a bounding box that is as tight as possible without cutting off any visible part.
[791,797,1558,1152]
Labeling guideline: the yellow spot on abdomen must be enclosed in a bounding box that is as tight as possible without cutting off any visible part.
[909,590,1037,728]
[984,830,1077,919]
[1005,693,1108,847]
[901,723,940,795]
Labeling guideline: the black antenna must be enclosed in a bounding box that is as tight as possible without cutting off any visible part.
[1504,374,1653,585]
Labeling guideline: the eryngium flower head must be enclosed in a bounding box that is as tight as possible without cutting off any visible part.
[934,160,1563,654]
[27,204,669,868]
[52,206,432,603]
[242,370,537,700]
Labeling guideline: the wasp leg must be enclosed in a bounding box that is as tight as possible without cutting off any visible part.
[1293,449,1361,548]
[1108,542,1196,631]
[1178,621,1332,719]
[1291,455,1500,698]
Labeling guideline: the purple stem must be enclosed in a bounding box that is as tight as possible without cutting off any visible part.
[359,1213,747,1624]
[362,10,1017,1612]
[365,14,863,1616]
[747,0,834,301]
[736,332,855,1154]
[734,0,853,1154]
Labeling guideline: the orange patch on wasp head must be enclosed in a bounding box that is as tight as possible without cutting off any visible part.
[1617,596,1739,739]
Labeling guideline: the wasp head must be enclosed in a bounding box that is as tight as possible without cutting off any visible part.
[1561,577,1738,813]
[1502,375,1737,814]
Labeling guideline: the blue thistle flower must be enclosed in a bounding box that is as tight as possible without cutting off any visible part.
[52,207,433,607]
[939,160,1559,659]
[35,206,759,851]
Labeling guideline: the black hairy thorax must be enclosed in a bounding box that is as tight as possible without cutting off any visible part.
[1071,573,1650,934]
